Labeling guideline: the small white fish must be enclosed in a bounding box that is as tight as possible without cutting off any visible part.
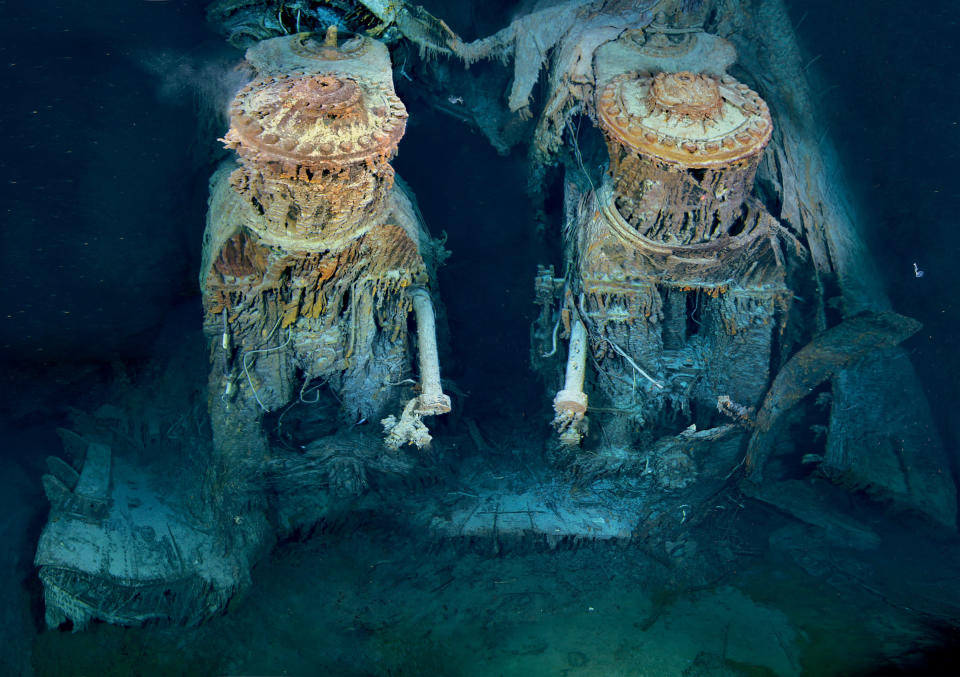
[913,262,925,278]
[448,95,463,105]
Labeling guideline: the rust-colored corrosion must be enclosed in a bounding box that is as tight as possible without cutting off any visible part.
[222,71,408,249]
[598,71,771,167]
[225,73,406,169]
[538,70,787,459]
[203,215,425,339]
[200,31,441,433]
[596,71,772,245]
[646,71,723,123]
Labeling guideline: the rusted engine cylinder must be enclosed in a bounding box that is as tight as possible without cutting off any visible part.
[201,28,449,476]
[597,71,772,245]
[223,71,407,251]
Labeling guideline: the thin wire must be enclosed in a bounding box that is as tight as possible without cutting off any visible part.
[242,318,292,412]
[542,314,562,358]
[567,114,597,198]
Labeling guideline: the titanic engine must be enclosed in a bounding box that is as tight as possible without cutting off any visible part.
[35,25,452,628]
[536,68,787,479]
[31,0,957,636]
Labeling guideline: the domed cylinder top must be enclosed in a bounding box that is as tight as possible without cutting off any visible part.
[223,52,407,251]
[597,71,772,246]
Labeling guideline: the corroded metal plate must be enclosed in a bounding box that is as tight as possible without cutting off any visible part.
[597,71,772,168]
[224,72,407,170]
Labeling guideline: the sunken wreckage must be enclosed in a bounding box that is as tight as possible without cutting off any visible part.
[34,0,955,629]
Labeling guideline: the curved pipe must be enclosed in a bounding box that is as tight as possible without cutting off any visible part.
[409,287,451,415]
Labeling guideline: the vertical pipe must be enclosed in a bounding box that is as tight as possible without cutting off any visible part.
[410,287,451,415]
[553,319,588,415]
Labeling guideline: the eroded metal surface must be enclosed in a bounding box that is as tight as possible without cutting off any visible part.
[31,1,957,634]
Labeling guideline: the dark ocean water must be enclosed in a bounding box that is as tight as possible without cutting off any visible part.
[795,0,960,455]
[1,1,959,675]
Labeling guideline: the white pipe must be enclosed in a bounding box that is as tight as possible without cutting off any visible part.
[410,287,451,415]
[553,319,588,415]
